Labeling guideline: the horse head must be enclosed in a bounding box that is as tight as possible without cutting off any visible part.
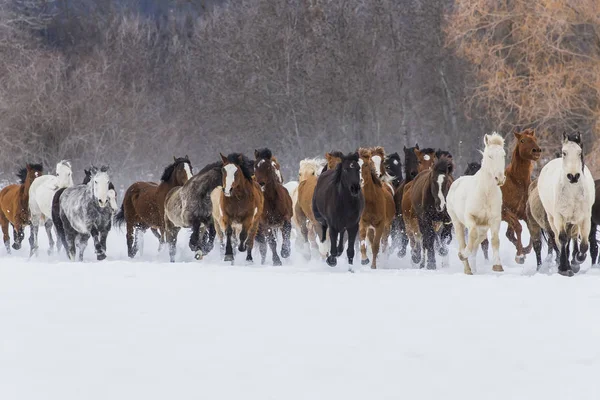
[254,148,283,185]
[254,154,280,192]
[514,129,541,162]
[403,145,420,181]
[298,158,326,182]
[367,146,386,178]
[562,131,584,184]
[56,160,74,188]
[337,152,362,197]
[430,157,454,213]
[220,153,252,197]
[163,156,193,186]
[417,148,437,172]
[89,165,111,208]
[384,152,402,185]
[482,133,506,186]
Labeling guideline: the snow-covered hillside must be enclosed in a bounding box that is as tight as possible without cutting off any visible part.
[1,224,599,399]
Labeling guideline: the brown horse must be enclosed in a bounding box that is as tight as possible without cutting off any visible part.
[501,129,541,264]
[295,151,344,258]
[395,146,437,258]
[0,163,43,253]
[358,148,395,269]
[402,157,454,269]
[254,149,293,265]
[115,156,193,258]
[220,152,264,263]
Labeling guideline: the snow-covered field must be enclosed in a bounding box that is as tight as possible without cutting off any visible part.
[1,223,600,399]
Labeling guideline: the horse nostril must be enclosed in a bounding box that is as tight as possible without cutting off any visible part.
[567,173,573,181]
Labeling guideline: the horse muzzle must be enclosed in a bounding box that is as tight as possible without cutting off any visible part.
[567,173,580,184]
[350,185,361,196]
[98,199,108,208]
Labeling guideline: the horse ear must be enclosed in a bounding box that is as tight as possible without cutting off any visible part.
[325,153,332,161]
[185,155,189,160]
[173,156,177,162]
[254,149,259,159]
[220,153,228,164]
[562,132,568,143]
[514,131,522,140]
[413,148,421,157]
[484,134,489,146]
[238,154,244,163]
[415,143,420,150]
[403,146,407,151]
[530,129,536,137]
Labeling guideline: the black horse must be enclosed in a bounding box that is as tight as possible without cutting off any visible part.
[312,152,365,270]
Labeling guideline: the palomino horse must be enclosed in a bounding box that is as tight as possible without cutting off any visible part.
[501,129,541,264]
[312,152,364,270]
[115,156,192,258]
[58,166,113,261]
[402,157,454,269]
[0,163,43,253]
[163,160,223,262]
[462,161,489,260]
[395,145,437,258]
[537,132,594,276]
[290,158,326,254]
[28,160,73,256]
[358,148,395,269]
[219,153,264,264]
[254,149,293,265]
[447,133,506,275]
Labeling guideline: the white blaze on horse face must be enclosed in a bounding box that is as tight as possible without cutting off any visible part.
[423,154,431,161]
[562,141,583,181]
[357,159,365,187]
[371,155,382,177]
[272,161,283,183]
[393,160,399,165]
[223,164,237,197]
[437,174,446,211]
[184,163,193,180]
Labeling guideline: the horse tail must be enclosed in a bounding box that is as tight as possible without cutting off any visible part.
[114,204,126,228]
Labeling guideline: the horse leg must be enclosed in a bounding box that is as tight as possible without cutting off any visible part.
[0,212,10,254]
[489,218,503,272]
[359,223,369,265]
[90,227,105,261]
[389,217,400,253]
[45,219,55,255]
[12,224,24,250]
[256,227,267,265]
[136,228,146,257]
[224,224,234,262]
[99,229,109,260]
[267,228,282,266]
[370,225,384,269]
[281,220,292,259]
[29,215,40,257]
[346,224,359,270]
[327,228,339,267]
[151,227,163,251]
[504,212,525,264]
[244,218,260,264]
[126,222,136,258]
[164,219,180,263]
[418,219,436,270]
[575,218,591,267]
[557,228,572,276]
[201,222,216,256]
[337,230,345,256]
[589,222,598,266]
[397,218,409,258]
[77,233,90,261]
[459,220,479,274]
[188,220,204,260]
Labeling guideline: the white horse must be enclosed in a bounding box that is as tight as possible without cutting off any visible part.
[28,160,74,256]
[538,132,594,276]
[447,133,506,274]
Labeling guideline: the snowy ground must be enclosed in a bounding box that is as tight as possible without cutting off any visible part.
[1,223,600,399]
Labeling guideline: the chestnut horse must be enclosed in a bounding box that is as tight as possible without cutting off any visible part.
[395,146,436,258]
[254,149,293,265]
[402,157,454,269]
[501,129,541,264]
[115,156,193,258]
[220,153,264,264]
[358,148,395,269]
[0,163,43,253]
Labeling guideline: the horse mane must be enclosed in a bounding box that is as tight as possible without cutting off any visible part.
[255,148,273,160]
[486,132,505,147]
[464,162,481,176]
[420,148,436,155]
[58,160,71,168]
[299,158,326,176]
[436,150,452,159]
[161,157,190,182]
[358,148,371,159]
[323,151,344,172]
[386,152,401,164]
[226,152,254,181]
[434,157,453,176]
[16,163,43,184]
[197,161,223,176]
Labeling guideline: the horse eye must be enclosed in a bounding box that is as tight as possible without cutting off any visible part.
[520,139,524,143]
[562,152,566,157]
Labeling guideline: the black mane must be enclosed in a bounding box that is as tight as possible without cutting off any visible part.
[226,152,254,181]
[198,161,223,176]
[386,152,401,163]
[255,148,273,160]
[564,131,585,172]
[16,163,43,184]
[464,162,481,176]
[161,157,191,182]
[436,150,453,159]
[420,147,436,155]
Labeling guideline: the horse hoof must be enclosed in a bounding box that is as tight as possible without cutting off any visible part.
[370,265,376,270]
[273,259,282,266]
[558,269,574,277]
[464,267,473,275]
[12,243,21,250]
[427,263,436,270]
[570,263,581,274]
[492,265,504,272]
[361,258,370,265]
[398,249,406,258]
[224,254,234,262]
[326,256,337,267]
[194,251,203,260]
[281,248,290,258]
[245,257,253,265]
[439,247,449,257]
[515,255,525,265]
[348,258,353,265]
[97,253,106,261]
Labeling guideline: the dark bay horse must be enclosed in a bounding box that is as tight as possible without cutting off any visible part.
[219,153,264,264]
[501,129,541,264]
[0,163,43,253]
[254,148,293,265]
[312,152,364,270]
[115,156,192,258]
[402,157,454,269]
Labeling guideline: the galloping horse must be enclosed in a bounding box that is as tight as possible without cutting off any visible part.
[537,132,594,276]
[115,156,192,258]
[402,157,454,269]
[0,163,43,253]
[312,152,364,270]
[58,166,113,261]
[28,160,73,256]
[254,149,293,265]
[358,148,395,269]
[462,161,489,260]
[501,129,541,264]
[447,133,506,275]
[219,153,264,264]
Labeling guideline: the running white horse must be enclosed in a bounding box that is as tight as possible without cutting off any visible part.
[28,160,74,256]
[447,133,506,275]
[538,132,594,276]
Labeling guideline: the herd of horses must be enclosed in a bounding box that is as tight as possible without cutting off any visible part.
[0,129,599,276]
